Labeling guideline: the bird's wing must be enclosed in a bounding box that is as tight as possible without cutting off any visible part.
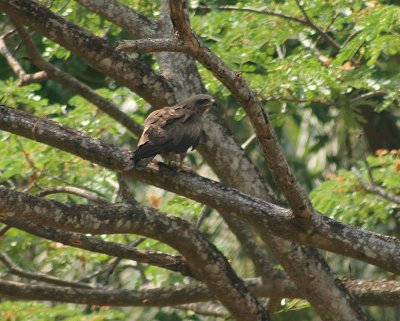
[132,124,172,164]
[144,105,194,127]
[139,105,195,146]
[169,119,202,150]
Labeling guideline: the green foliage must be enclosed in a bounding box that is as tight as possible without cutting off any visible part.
[311,152,400,230]
[160,195,203,218]
[0,301,125,321]
[1,0,400,320]
[193,0,400,187]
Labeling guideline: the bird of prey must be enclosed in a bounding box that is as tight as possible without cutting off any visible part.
[132,94,215,169]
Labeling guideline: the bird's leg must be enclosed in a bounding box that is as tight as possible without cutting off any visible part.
[161,152,173,166]
[179,152,187,171]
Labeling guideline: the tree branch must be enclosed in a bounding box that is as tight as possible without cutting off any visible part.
[37,186,110,205]
[0,187,269,321]
[116,38,186,53]
[176,302,228,317]
[5,218,193,277]
[0,252,94,289]
[0,277,399,307]
[72,0,279,281]
[294,0,341,50]
[75,0,159,38]
[0,225,11,237]
[165,5,368,318]
[0,104,399,275]
[0,36,48,86]
[0,279,209,307]
[169,1,313,219]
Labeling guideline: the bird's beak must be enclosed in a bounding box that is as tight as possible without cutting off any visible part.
[210,98,216,106]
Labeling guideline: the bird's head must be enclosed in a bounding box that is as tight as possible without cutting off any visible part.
[187,94,216,114]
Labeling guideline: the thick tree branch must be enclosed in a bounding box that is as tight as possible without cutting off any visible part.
[0,104,399,275]
[176,303,228,317]
[0,187,269,321]
[0,277,399,307]
[11,216,361,309]
[75,0,159,38]
[0,252,94,289]
[0,279,210,307]
[116,38,185,53]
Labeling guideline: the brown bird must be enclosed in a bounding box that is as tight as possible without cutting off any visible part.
[132,94,215,168]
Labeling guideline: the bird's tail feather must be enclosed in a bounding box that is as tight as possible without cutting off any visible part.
[132,143,164,166]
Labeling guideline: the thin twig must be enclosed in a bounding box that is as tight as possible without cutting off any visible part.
[136,262,148,284]
[6,218,190,276]
[195,205,212,229]
[351,91,385,104]
[0,252,94,289]
[294,0,341,50]
[352,167,400,205]
[241,134,257,150]
[0,225,11,237]
[116,172,135,204]
[314,11,340,47]
[214,4,341,50]
[213,5,309,25]
[0,36,47,86]
[363,155,375,184]
[37,186,109,205]
[0,28,16,40]
[79,237,147,284]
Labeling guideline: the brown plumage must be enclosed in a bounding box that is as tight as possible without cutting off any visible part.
[132,94,215,168]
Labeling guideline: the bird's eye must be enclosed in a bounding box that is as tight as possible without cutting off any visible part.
[198,99,209,104]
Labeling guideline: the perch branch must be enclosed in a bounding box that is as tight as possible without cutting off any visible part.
[0,105,399,275]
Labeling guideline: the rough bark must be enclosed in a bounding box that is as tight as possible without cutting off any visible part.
[4,1,278,278]
[0,1,394,318]
[0,187,269,321]
[1,277,399,308]
[77,0,278,279]
[169,0,312,219]
[1,105,399,275]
